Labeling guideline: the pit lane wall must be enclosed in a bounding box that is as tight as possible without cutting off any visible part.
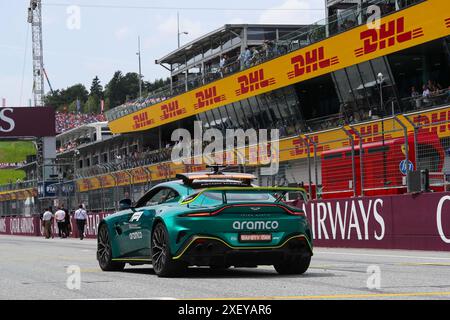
[1,192,449,251]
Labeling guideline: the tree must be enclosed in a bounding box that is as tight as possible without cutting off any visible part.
[122,72,140,101]
[44,84,88,112]
[67,100,78,113]
[104,71,142,110]
[84,95,99,114]
[105,71,125,109]
[144,77,170,94]
[44,89,65,110]
[64,84,89,104]
[90,76,103,100]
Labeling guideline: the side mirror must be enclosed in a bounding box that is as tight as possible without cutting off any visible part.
[119,199,133,210]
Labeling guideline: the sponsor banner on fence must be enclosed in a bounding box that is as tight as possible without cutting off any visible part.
[296,192,450,251]
[0,212,111,239]
[108,0,450,134]
[74,105,450,192]
[1,192,449,251]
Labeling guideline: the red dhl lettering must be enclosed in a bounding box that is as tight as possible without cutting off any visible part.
[160,101,186,121]
[132,168,148,181]
[133,112,154,130]
[290,136,326,156]
[156,164,173,177]
[235,69,276,96]
[288,47,339,79]
[445,18,450,29]
[413,111,450,134]
[116,173,130,184]
[346,125,381,144]
[194,87,226,109]
[354,17,424,57]
[183,164,205,172]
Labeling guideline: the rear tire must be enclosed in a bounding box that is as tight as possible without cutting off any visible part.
[97,224,125,272]
[274,254,311,275]
[151,222,186,277]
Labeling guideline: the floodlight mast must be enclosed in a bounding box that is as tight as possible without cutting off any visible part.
[28,0,45,107]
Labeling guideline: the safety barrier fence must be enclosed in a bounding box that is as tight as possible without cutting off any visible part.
[1,106,450,216]
[1,191,449,252]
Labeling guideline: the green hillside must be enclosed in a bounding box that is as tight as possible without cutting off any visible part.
[0,141,36,185]
[0,170,26,185]
[0,141,36,163]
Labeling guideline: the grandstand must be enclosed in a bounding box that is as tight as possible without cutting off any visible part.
[1,0,450,216]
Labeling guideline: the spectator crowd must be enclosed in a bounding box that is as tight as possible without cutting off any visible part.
[56,111,106,134]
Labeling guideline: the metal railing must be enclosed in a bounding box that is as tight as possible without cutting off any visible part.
[106,0,426,122]
[1,110,449,216]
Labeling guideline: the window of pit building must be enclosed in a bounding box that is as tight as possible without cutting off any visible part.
[247,28,277,41]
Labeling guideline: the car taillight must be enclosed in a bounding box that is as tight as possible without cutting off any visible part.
[183,212,215,217]
[283,207,305,216]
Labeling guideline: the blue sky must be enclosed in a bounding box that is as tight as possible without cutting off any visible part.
[0,0,325,107]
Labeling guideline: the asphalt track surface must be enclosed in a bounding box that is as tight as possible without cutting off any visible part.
[1,235,450,300]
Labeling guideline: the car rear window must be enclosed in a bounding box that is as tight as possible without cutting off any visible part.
[187,190,276,208]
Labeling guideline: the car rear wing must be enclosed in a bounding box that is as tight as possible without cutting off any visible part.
[176,173,257,186]
[180,187,308,205]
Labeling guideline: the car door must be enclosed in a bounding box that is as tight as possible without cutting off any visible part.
[124,187,181,258]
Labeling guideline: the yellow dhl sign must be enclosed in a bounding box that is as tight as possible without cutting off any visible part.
[72,105,450,193]
[0,188,36,201]
[108,0,450,134]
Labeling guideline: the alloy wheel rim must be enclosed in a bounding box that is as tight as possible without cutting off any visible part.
[98,226,111,265]
[152,226,167,273]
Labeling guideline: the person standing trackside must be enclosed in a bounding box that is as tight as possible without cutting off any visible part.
[42,207,54,239]
[63,205,71,238]
[74,204,88,240]
[55,206,66,238]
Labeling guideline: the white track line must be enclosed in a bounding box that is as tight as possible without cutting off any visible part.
[315,250,450,261]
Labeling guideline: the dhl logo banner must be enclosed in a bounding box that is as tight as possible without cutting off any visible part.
[109,0,450,134]
[235,69,276,96]
[195,86,226,110]
[354,16,424,57]
[0,188,35,202]
[288,46,339,79]
[105,105,450,191]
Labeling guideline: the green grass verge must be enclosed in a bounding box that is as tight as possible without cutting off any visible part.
[0,141,36,163]
[0,170,26,185]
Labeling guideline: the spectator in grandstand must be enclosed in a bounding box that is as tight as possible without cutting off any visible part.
[74,204,88,240]
[42,207,54,239]
[411,86,421,109]
[219,55,226,78]
[55,111,106,134]
[422,85,431,104]
[55,206,66,238]
[411,86,420,98]
[261,41,270,60]
[244,47,252,68]
[250,47,260,66]
[427,80,437,93]
[446,86,450,103]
